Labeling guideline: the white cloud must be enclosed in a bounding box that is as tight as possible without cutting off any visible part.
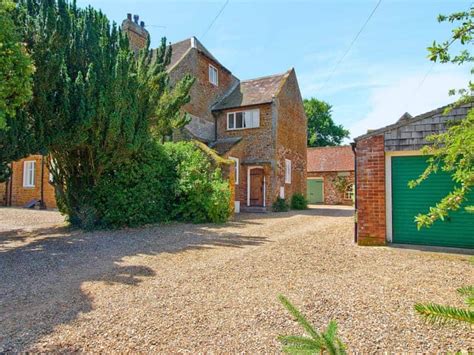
[347,65,470,139]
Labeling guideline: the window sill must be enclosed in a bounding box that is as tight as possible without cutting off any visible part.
[226,127,260,131]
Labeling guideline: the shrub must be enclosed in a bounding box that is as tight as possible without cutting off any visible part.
[291,193,308,210]
[93,142,176,228]
[164,141,232,223]
[272,197,289,212]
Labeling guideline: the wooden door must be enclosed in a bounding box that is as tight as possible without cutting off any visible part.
[250,168,264,206]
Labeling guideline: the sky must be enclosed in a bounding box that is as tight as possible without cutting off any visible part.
[76,0,472,141]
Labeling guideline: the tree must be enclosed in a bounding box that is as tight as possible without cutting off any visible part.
[304,98,349,147]
[409,6,474,229]
[0,0,35,181]
[0,0,34,129]
[16,0,194,227]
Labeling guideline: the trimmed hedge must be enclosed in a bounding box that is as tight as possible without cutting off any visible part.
[291,193,308,210]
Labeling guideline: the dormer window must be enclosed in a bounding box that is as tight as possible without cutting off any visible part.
[209,64,218,86]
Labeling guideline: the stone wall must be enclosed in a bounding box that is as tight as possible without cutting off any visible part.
[307,171,354,205]
[355,134,385,245]
[273,69,307,203]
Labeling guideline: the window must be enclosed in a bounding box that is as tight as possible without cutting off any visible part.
[345,183,354,200]
[229,157,239,184]
[23,160,35,187]
[227,109,260,130]
[285,159,292,184]
[209,64,218,86]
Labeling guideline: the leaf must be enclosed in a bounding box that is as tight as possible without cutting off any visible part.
[414,303,474,325]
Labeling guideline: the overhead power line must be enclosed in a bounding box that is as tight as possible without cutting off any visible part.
[201,0,230,39]
[317,0,383,93]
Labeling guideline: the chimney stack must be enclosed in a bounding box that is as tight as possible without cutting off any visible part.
[133,14,139,24]
[127,13,132,21]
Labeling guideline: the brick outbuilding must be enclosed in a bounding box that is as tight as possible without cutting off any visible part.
[306,146,354,205]
[353,103,474,249]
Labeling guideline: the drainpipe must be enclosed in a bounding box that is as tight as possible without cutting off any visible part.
[39,154,46,209]
[351,142,357,244]
[8,163,13,206]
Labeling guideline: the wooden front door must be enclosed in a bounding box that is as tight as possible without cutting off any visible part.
[250,168,264,206]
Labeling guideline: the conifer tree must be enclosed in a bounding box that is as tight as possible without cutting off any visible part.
[16,0,194,226]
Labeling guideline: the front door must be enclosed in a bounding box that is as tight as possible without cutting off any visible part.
[307,179,323,203]
[250,168,264,206]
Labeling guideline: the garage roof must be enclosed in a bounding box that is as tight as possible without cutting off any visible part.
[307,146,354,172]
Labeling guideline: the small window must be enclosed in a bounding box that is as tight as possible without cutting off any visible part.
[229,157,239,185]
[209,64,218,86]
[345,184,354,200]
[285,159,291,184]
[227,109,260,130]
[23,160,35,187]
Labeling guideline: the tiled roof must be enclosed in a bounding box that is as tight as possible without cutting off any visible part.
[166,37,230,73]
[209,137,242,155]
[212,70,291,111]
[307,146,354,172]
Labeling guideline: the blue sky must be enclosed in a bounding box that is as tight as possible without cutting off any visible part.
[77,0,472,140]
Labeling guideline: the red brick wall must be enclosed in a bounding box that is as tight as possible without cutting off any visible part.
[7,155,57,209]
[355,134,386,245]
[307,171,354,205]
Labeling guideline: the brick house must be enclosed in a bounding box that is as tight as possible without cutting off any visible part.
[1,14,307,212]
[306,146,354,205]
[354,103,474,249]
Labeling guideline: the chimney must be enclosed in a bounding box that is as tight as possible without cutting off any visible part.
[140,20,145,28]
[122,13,149,54]
[127,13,132,21]
[133,14,139,24]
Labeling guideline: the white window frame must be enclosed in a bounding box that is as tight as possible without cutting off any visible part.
[285,159,292,184]
[23,160,36,188]
[226,109,260,131]
[229,157,239,185]
[209,64,218,86]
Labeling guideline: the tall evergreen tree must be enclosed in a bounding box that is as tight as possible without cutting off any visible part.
[0,0,35,181]
[16,0,194,226]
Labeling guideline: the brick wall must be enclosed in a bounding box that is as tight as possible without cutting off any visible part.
[355,134,386,245]
[7,155,57,209]
[274,69,307,203]
[307,171,354,205]
[122,16,149,54]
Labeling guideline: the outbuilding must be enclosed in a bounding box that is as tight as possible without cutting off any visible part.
[353,103,474,249]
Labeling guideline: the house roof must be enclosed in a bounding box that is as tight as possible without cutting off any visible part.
[209,137,242,155]
[167,36,231,73]
[212,70,292,111]
[307,146,354,172]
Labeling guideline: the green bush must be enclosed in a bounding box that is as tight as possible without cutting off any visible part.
[272,197,289,212]
[164,141,232,223]
[290,193,308,210]
[93,142,176,228]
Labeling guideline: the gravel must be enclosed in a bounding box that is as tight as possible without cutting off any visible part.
[0,206,472,352]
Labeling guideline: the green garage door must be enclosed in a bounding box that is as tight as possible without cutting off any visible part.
[392,155,474,248]
[307,179,323,204]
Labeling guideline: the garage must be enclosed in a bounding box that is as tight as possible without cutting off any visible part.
[354,102,474,248]
[391,155,474,248]
[307,178,323,203]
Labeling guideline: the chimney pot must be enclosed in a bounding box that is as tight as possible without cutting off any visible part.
[133,14,139,23]
[127,13,132,20]
[140,21,145,28]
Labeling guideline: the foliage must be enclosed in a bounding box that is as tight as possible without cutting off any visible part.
[414,285,474,325]
[0,0,35,181]
[333,175,350,194]
[278,295,346,354]
[290,193,308,210]
[92,142,176,229]
[409,5,473,229]
[164,141,232,224]
[0,0,34,130]
[15,0,193,227]
[304,98,349,147]
[272,197,289,212]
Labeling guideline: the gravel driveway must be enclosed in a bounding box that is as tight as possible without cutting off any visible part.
[0,206,472,352]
